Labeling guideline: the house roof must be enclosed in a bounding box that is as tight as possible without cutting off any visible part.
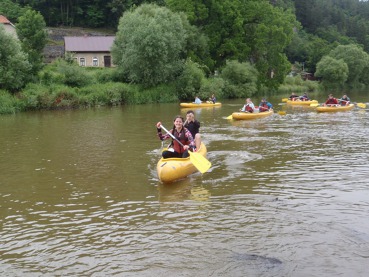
[64,36,115,52]
[0,15,15,27]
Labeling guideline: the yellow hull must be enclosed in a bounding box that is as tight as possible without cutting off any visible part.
[316,104,355,112]
[157,143,207,183]
[286,100,318,105]
[180,102,222,108]
[231,110,274,120]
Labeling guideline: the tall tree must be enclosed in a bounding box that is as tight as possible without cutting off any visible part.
[0,25,31,92]
[111,4,187,87]
[16,10,48,75]
[328,44,369,85]
[166,0,298,89]
[315,56,348,89]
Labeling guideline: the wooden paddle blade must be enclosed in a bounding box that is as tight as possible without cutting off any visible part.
[226,115,233,119]
[282,98,288,102]
[357,103,366,109]
[189,151,211,173]
[278,111,286,115]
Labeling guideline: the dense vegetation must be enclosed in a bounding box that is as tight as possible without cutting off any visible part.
[1,0,369,114]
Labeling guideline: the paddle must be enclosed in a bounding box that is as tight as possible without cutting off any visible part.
[226,114,233,119]
[159,124,211,174]
[282,98,288,102]
[356,102,366,108]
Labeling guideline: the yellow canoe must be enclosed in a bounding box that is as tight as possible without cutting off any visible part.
[231,110,274,120]
[180,102,222,108]
[316,104,355,112]
[157,143,207,183]
[286,99,318,105]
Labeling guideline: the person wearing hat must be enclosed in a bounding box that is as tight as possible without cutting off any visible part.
[299,92,310,101]
[259,98,273,112]
[324,94,338,106]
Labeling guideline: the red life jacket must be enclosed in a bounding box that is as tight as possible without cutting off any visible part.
[172,128,189,154]
[327,98,338,105]
[260,103,269,111]
[246,105,254,113]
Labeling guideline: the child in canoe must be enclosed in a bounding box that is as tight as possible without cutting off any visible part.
[156,116,195,159]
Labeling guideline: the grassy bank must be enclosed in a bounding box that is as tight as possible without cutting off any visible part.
[0,62,322,115]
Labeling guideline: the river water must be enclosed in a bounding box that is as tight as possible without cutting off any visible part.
[1,93,369,276]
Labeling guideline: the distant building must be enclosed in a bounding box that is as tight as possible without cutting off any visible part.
[0,15,17,38]
[64,36,115,67]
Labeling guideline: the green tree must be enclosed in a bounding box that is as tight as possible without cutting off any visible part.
[16,10,48,75]
[328,44,369,86]
[248,1,298,89]
[0,25,31,92]
[0,0,29,22]
[220,60,258,99]
[175,59,205,100]
[315,56,348,89]
[167,0,298,89]
[111,4,187,87]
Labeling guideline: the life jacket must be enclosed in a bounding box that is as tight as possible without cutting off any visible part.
[171,128,189,154]
[327,98,338,104]
[246,104,254,113]
[340,98,350,105]
[259,103,269,111]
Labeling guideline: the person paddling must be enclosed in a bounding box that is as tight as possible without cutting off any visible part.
[156,116,195,159]
[288,92,299,101]
[324,94,339,106]
[258,98,273,112]
[338,94,350,106]
[240,98,255,113]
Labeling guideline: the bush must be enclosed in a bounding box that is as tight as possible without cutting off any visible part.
[175,60,205,100]
[220,60,258,99]
[199,77,225,100]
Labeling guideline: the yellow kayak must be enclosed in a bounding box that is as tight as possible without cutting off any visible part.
[286,99,318,105]
[316,104,355,112]
[180,102,222,108]
[231,109,274,120]
[157,143,207,183]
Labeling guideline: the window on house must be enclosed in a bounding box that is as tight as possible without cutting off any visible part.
[80,58,86,66]
[92,57,99,66]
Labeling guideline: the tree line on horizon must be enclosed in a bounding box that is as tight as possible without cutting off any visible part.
[1,0,369,114]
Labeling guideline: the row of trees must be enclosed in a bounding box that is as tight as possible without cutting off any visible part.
[2,0,369,101]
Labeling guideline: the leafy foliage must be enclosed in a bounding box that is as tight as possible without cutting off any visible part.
[315,56,349,89]
[175,59,206,100]
[0,25,31,92]
[112,4,187,87]
[16,10,48,75]
[328,44,369,85]
[220,60,258,99]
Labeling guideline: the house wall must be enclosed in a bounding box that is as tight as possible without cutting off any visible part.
[2,24,17,38]
[72,52,115,67]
